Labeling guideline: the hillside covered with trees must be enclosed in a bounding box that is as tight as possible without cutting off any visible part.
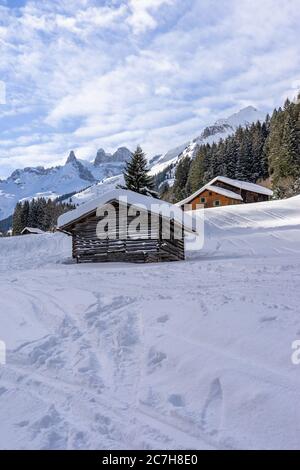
[12,198,74,235]
[161,95,300,203]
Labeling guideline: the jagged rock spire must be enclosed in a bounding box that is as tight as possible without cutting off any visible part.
[66,150,77,165]
[94,149,106,166]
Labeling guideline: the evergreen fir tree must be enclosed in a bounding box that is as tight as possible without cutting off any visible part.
[159,182,174,203]
[122,146,156,196]
[251,122,267,181]
[235,127,249,180]
[265,108,285,184]
[172,157,192,202]
[260,121,270,180]
[225,136,238,179]
[284,98,291,111]
[27,199,38,228]
[186,148,206,193]
[12,202,23,235]
[215,140,227,176]
[280,112,299,178]
[21,200,30,228]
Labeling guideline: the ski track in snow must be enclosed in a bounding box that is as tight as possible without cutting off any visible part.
[0,196,300,449]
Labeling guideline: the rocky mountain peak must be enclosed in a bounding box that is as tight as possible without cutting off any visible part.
[94,147,132,166]
[66,150,77,165]
[111,147,132,163]
[216,106,265,128]
[94,149,107,167]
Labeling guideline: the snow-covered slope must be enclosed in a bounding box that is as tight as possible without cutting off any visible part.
[194,195,300,257]
[150,143,189,175]
[63,175,125,206]
[0,196,300,449]
[150,106,266,176]
[0,148,131,221]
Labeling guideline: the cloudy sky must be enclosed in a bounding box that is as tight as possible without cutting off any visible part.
[0,0,299,177]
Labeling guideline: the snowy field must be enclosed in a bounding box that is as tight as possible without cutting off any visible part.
[0,196,300,449]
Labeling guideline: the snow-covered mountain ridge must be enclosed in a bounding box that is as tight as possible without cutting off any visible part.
[58,106,268,209]
[150,106,266,176]
[0,106,266,222]
[0,147,132,221]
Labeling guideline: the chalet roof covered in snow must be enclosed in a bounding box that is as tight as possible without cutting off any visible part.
[57,189,197,233]
[215,176,274,196]
[176,176,273,206]
[21,227,45,235]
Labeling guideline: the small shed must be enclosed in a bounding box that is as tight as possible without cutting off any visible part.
[21,227,45,235]
[177,176,273,210]
[57,190,196,263]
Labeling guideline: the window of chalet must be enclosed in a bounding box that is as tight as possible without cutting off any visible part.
[214,200,220,207]
[200,197,206,203]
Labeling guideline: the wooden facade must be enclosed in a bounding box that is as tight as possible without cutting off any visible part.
[186,188,241,210]
[60,199,187,264]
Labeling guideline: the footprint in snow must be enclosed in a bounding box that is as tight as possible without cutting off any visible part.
[15,420,29,428]
[157,314,169,324]
[30,405,68,450]
[147,348,167,373]
[201,378,223,436]
[260,315,277,323]
[168,394,185,407]
[71,431,88,450]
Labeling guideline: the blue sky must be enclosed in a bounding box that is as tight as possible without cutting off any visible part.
[0,0,300,177]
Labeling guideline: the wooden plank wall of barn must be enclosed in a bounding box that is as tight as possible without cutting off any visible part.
[69,201,185,263]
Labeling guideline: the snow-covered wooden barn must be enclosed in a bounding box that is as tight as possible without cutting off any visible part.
[57,190,196,263]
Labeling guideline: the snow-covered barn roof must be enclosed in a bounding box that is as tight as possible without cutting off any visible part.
[57,189,197,233]
[176,176,273,206]
[21,227,45,234]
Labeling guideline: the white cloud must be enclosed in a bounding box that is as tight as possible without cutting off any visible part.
[0,81,6,104]
[127,0,175,34]
[18,4,128,36]
[155,86,171,96]
[0,0,300,176]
